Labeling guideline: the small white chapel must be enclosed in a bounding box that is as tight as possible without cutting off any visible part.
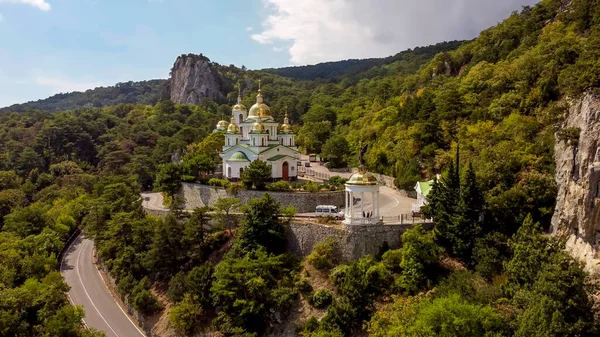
[215,82,301,181]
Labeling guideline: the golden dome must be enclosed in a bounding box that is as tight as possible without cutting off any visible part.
[227,116,239,133]
[280,123,292,132]
[248,79,271,119]
[346,166,378,186]
[233,103,247,112]
[252,121,265,132]
[233,88,247,112]
[249,103,271,119]
[216,119,229,130]
[258,103,271,118]
[279,109,292,132]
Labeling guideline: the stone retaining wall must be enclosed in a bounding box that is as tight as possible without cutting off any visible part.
[181,182,345,213]
[284,221,433,261]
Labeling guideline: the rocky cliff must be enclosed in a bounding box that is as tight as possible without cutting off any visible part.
[552,89,600,273]
[168,54,225,105]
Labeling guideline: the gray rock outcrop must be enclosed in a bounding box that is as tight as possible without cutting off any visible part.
[552,89,600,273]
[168,54,224,105]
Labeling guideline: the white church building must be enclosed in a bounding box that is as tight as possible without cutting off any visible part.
[215,84,301,181]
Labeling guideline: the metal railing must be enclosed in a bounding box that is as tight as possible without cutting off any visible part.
[382,214,433,225]
[298,166,331,181]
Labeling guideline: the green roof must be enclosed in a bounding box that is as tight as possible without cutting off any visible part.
[228,152,250,162]
[259,144,278,153]
[267,154,290,161]
[418,180,434,196]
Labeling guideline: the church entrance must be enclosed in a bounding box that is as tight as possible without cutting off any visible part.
[282,162,289,181]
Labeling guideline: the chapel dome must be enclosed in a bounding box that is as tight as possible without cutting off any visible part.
[346,167,378,186]
[229,152,250,162]
[227,116,239,133]
[252,121,265,132]
[216,119,229,131]
[233,103,247,112]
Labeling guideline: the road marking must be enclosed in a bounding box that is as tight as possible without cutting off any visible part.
[60,234,89,329]
[92,257,146,336]
[76,239,121,337]
[380,188,400,212]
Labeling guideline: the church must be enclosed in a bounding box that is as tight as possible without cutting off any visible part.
[215,84,300,181]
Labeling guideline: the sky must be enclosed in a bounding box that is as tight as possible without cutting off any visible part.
[0,0,540,107]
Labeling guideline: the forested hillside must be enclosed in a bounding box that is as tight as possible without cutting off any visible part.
[261,41,464,81]
[2,0,600,336]
[0,80,168,113]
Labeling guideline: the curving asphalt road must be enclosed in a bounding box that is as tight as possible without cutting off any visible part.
[61,234,146,337]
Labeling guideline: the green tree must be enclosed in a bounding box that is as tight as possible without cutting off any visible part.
[169,294,203,334]
[241,159,272,190]
[235,193,284,254]
[451,163,484,263]
[321,135,350,169]
[154,163,182,197]
[409,294,506,337]
[213,197,241,231]
[398,224,441,294]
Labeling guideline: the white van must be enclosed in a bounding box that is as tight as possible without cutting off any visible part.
[315,205,343,219]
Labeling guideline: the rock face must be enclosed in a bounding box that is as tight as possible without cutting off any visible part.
[168,54,224,105]
[552,89,600,273]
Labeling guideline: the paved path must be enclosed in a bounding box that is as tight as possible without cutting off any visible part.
[61,234,146,337]
[141,191,168,211]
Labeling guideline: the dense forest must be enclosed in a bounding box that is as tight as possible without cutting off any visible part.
[0,80,169,113]
[2,0,600,336]
[261,41,464,81]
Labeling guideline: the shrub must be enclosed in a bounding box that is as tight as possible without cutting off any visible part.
[180,175,196,182]
[132,289,162,315]
[366,263,394,295]
[304,182,321,193]
[267,180,292,192]
[298,316,319,333]
[272,286,298,313]
[320,297,358,335]
[117,274,136,296]
[226,182,243,195]
[169,294,202,334]
[328,176,348,186]
[316,215,338,224]
[167,272,187,303]
[381,249,403,273]
[310,289,333,309]
[209,178,230,189]
[295,277,313,293]
[307,238,338,270]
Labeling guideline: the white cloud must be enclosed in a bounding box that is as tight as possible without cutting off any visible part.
[246,26,253,32]
[35,76,104,94]
[252,0,540,65]
[0,0,51,11]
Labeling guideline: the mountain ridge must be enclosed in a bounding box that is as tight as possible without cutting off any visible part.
[0,41,464,113]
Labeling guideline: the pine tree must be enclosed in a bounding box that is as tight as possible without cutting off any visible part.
[451,163,483,263]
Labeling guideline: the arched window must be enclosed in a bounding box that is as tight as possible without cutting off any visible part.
[236,138,239,145]
[239,114,243,124]
[227,167,231,178]
[280,138,283,145]
[261,138,265,146]
[240,167,244,177]
[253,138,255,146]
